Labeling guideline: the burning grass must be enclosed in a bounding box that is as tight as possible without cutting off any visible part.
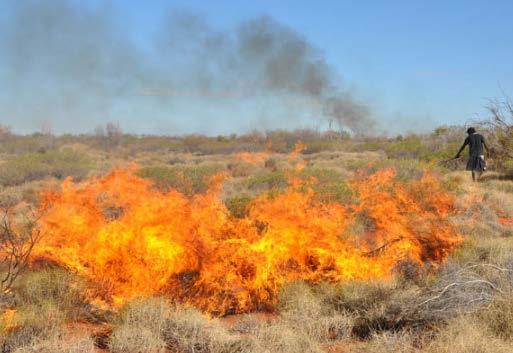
[31,166,461,315]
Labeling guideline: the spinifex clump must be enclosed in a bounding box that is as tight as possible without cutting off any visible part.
[33,168,461,315]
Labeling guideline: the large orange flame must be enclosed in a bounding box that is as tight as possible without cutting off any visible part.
[33,168,461,314]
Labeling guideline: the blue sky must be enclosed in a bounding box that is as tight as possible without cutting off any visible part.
[1,0,513,135]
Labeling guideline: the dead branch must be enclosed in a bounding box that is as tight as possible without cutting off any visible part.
[0,205,42,294]
[362,237,403,257]
[481,95,513,167]
[413,262,513,320]
[418,279,503,307]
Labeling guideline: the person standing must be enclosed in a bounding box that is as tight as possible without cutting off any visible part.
[455,127,490,181]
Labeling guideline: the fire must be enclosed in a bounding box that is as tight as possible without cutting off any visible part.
[234,139,274,165]
[2,309,17,332]
[235,151,269,164]
[498,217,513,225]
[288,141,306,161]
[33,168,461,315]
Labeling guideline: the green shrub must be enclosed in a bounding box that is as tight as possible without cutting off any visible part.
[244,171,287,192]
[299,168,354,204]
[225,195,253,218]
[227,162,255,177]
[122,136,182,153]
[0,134,55,154]
[137,165,223,195]
[0,149,93,186]
[264,158,278,171]
[384,136,427,159]
[303,140,342,154]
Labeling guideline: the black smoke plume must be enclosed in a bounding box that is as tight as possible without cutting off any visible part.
[0,1,372,134]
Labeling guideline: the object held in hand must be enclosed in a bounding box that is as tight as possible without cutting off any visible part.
[479,155,487,171]
[438,156,461,165]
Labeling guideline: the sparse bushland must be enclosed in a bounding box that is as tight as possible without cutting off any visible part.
[0,125,465,160]
[1,126,513,352]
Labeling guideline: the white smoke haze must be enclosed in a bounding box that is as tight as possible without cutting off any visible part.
[0,0,373,135]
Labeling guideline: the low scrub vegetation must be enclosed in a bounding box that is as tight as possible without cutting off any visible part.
[0,149,93,186]
[1,126,513,352]
[137,165,223,195]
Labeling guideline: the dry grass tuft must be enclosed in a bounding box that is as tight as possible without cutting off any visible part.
[13,333,95,353]
[111,301,253,353]
[1,269,93,351]
[109,298,169,353]
[278,281,353,341]
[14,269,89,320]
[351,331,421,353]
[163,306,252,353]
[351,314,513,353]
[252,322,322,353]
[4,302,65,351]
[424,317,512,353]
[478,293,513,341]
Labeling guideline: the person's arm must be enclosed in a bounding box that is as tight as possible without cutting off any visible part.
[455,138,469,158]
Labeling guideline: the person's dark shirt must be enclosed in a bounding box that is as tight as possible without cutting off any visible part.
[463,133,485,157]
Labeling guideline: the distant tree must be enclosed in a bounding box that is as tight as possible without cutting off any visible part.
[0,125,12,142]
[106,122,123,148]
[483,96,513,169]
[95,122,123,150]
[40,120,54,136]
[94,124,106,138]
[39,120,56,152]
[106,122,122,139]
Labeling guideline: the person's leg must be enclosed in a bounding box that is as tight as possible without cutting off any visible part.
[472,170,476,182]
[476,171,483,181]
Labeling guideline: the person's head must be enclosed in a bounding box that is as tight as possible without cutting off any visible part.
[467,127,476,135]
